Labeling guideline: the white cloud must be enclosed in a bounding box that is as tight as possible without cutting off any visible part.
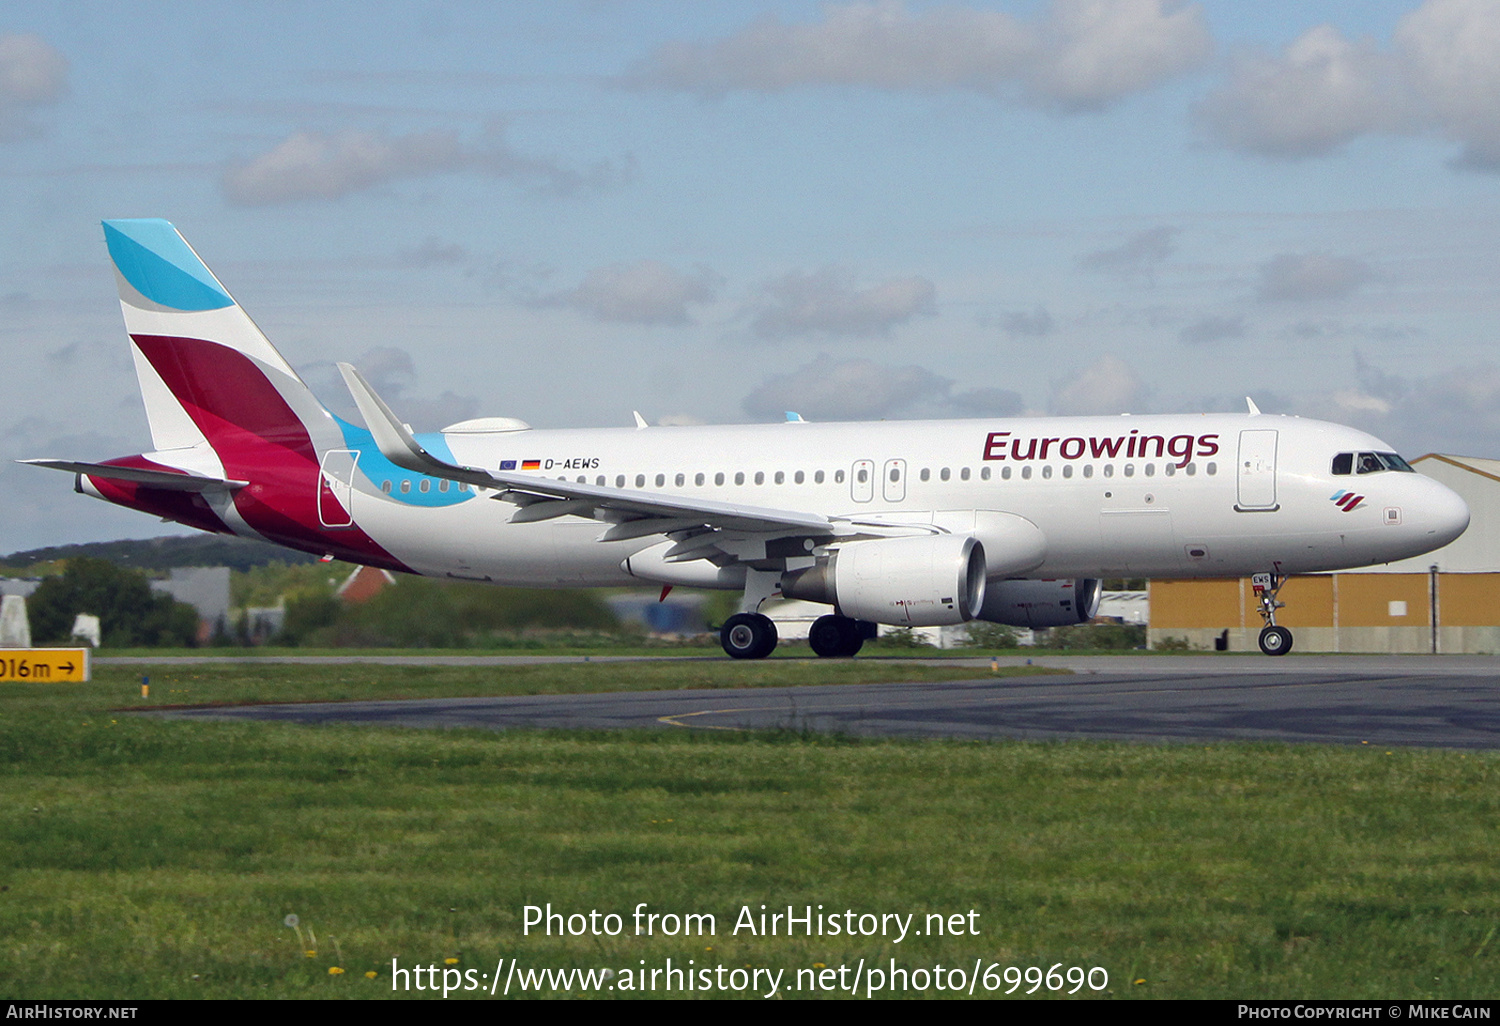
[539,260,719,325]
[1396,0,1500,169]
[0,34,67,141]
[1078,226,1178,278]
[623,0,1211,111]
[1297,357,1500,456]
[998,306,1054,338]
[398,237,469,268]
[1201,0,1500,169]
[1029,0,1214,111]
[1048,355,1148,414]
[222,125,620,205]
[302,346,477,431]
[1257,253,1373,302]
[742,355,1021,421]
[1197,25,1404,158]
[1178,314,1246,345]
[750,267,935,338]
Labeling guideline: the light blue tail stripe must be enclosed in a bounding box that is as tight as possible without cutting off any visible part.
[103,219,233,312]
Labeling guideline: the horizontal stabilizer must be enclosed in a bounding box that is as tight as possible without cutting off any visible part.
[18,459,247,492]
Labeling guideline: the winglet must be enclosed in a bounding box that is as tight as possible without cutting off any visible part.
[1246,397,1261,416]
[785,411,805,422]
[632,411,649,429]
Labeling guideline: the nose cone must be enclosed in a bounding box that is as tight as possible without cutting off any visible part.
[1422,479,1470,552]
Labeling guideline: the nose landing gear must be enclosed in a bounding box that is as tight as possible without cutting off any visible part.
[1252,572,1293,656]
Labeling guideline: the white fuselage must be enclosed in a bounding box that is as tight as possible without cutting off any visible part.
[338,412,1470,587]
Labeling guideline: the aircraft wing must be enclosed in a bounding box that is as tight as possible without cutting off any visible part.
[338,363,835,540]
[17,459,248,492]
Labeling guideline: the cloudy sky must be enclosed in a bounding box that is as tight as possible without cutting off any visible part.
[3,1,1499,551]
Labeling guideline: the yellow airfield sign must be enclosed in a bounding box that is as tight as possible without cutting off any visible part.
[0,649,90,682]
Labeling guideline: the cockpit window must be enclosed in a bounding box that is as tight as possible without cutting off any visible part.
[1344,450,1415,474]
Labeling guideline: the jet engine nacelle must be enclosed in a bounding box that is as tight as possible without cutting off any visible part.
[781,535,986,627]
[976,578,1101,628]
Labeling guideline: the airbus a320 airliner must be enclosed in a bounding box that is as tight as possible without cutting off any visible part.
[24,220,1471,658]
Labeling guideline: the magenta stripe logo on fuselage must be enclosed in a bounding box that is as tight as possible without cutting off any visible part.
[1330,490,1366,512]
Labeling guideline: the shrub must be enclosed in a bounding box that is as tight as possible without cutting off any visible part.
[960,622,1023,649]
[27,557,198,647]
[1041,622,1147,651]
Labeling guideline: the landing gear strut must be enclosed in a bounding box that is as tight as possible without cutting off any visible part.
[1252,572,1293,656]
[809,614,864,658]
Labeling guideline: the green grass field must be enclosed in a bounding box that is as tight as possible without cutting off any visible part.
[2,660,1497,999]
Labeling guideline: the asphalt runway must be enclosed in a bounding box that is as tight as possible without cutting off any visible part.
[148,654,1500,750]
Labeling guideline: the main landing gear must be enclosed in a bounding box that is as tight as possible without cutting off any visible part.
[1252,572,1293,656]
[720,612,778,660]
[720,568,780,660]
[808,614,865,658]
[716,568,873,660]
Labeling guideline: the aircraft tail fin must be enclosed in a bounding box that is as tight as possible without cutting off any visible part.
[94,220,406,568]
[102,218,330,454]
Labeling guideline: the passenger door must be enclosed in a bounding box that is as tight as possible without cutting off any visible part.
[1236,429,1278,511]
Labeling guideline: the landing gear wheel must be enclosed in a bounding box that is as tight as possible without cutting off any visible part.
[809,615,864,658]
[721,613,778,659]
[1258,625,1293,656]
